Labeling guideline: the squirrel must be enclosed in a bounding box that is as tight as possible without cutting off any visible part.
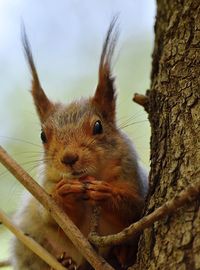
[11,18,148,270]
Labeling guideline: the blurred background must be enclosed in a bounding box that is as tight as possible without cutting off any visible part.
[0,0,155,268]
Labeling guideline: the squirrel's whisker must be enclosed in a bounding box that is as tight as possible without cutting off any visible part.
[0,135,42,148]
[120,119,148,130]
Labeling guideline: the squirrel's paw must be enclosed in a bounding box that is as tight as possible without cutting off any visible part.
[55,179,85,196]
[57,252,77,270]
[84,179,113,201]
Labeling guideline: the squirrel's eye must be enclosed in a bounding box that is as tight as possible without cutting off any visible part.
[40,131,47,143]
[93,120,103,135]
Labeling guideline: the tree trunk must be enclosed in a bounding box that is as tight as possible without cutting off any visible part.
[132,0,200,269]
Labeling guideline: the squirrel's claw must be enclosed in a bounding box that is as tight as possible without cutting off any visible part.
[57,252,77,270]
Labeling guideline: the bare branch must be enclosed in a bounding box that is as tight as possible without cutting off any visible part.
[0,259,10,267]
[89,181,200,247]
[89,204,101,238]
[0,209,66,270]
[0,145,114,270]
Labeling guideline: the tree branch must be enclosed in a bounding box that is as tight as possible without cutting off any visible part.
[89,204,101,243]
[89,180,200,247]
[0,209,66,270]
[0,260,10,267]
[0,145,114,270]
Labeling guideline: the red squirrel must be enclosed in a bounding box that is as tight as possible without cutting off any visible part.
[11,18,148,270]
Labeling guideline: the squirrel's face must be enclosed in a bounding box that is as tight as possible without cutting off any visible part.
[40,100,120,179]
[22,17,120,180]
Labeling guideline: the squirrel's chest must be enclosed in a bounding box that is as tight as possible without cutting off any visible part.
[68,201,94,236]
[71,201,125,237]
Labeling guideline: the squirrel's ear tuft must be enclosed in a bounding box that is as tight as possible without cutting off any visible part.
[21,24,54,122]
[93,16,119,122]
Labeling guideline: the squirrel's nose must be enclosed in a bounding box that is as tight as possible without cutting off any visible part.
[61,154,79,166]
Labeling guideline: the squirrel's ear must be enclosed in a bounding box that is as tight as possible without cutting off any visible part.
[93,17,119,122]
[21,25,54,122]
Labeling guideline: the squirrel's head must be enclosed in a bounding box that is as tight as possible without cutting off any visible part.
[22,18,124,180]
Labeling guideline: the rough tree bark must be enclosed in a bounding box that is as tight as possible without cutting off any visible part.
[132,0,200,269]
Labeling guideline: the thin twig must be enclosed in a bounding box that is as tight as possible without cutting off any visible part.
[0,209,66,270]
[89,204,101,237]
[0,259,10,267]
[0,145,114,270]
[89,181,200,247]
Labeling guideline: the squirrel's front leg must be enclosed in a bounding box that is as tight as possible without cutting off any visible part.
[84,178,144,221]
[52,178,87,225]
[55,177,144,221]
[84,178,144,269]
[83,177,144,269]
[55,179,85,196]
